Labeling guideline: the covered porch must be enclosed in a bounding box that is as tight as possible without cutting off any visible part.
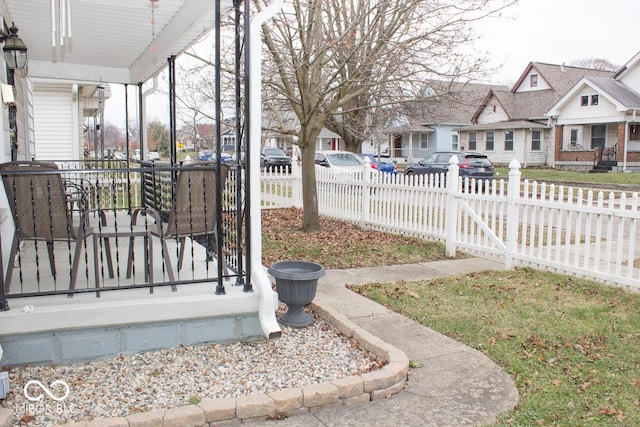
[0,0,282,365]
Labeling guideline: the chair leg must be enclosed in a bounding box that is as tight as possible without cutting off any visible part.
[69,237,85,296]
[46,241,56,280]
[177,237,186,271]
[4,234,19,294]
[160,237,176,291]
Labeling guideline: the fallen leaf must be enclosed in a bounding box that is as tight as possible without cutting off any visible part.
[598,406,616,416]
[553,379,561,387]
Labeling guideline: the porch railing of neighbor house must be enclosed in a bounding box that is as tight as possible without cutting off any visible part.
[262,161,640,291]
[0,161,247,308]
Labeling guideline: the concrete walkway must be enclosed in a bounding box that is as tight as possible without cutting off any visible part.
[253,257,519,426]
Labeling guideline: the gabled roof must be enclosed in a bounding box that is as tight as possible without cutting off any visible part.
[385,80,508,131]
[512,62,612,94]
[612,50,640,80]
[471,62,613,123]
[547,77,640,116]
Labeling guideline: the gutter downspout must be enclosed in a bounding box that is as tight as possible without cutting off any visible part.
[141,75,159,157]
[249,0,284,339]
[624,109,635,172]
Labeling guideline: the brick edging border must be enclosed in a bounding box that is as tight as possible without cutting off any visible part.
[0,302,409,426]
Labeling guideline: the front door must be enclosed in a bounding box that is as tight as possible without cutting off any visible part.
[591,125,606,150]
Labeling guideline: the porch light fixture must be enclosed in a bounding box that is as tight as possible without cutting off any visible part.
[0,23,28,70]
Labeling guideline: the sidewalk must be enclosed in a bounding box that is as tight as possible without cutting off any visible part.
[253,257,519,426]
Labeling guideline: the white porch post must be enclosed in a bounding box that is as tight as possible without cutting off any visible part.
[445,156,459,257]
[249,0,285,339]
[505,159,521,270]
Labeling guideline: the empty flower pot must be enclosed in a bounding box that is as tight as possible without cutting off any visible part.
[268,260,326,328]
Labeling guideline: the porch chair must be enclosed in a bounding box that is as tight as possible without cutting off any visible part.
[128,161,230,286]
[0,161,110,293]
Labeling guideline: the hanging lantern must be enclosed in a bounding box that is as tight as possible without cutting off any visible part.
[150,0,159,53]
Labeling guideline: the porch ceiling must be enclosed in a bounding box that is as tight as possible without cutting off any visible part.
[0,0,232,84]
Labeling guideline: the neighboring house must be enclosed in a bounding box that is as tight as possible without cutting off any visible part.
[380,80,508,163]
[25,81,111,162]
[547,51,640,171]
[456,62,612,167]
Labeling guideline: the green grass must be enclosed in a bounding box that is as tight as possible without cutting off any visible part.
[494,167,640,186]
[351,267,640,426]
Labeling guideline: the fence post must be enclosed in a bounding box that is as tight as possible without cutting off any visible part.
[291,158,303,208]
[445,156,460,257]
[361,163,371,224]
[505,159,521,270]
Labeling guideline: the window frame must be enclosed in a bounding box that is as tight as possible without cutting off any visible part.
[504,130,514,151]
[531,130,541,151]
[468,131,477,151]
[581,96,589,106]
[591,94,599,106]
[570,128,579,146]
[486,131,494,151]
[530,74,538,87]
[451,133,459,151]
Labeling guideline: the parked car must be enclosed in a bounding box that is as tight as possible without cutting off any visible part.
[360,153,398,176]
[261,147,292,172]
[148,151,160,161]
[112,151,126,160]
[405,151,494,186]
[131,149,141,162]
[315,150,379,177]
[196,149,232,163]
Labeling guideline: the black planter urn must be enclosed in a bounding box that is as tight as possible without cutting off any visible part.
[268,261,326,328]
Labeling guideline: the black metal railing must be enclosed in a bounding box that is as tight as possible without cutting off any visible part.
[0,161,246,309]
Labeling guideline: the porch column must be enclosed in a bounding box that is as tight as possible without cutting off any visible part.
[554,125,563,166]
[617,122,626,163]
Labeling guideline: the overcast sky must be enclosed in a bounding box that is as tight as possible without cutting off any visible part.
[475,0,640,85]
[105,0,640,126]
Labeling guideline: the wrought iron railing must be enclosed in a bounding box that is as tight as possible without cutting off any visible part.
[0,161,247,309]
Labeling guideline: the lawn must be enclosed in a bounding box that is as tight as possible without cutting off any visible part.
[494,167,640,187]
[262,208,640,427]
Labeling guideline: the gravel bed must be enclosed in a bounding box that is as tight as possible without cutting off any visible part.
[1,316,383,426]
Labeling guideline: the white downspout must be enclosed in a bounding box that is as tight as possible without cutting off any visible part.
[250,0,285,339]
[623,110,635,172]
[141,75,159,157]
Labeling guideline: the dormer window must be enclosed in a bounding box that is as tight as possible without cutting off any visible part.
[591,95,599,105]
[530,74,538,87]
[581,96,589,106]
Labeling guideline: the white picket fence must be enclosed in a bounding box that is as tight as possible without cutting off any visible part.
[261,160,640,291]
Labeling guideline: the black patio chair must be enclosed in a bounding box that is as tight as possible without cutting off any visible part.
[0,161,112,293]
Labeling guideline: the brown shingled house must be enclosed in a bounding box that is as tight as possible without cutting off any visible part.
[455,62,612,167]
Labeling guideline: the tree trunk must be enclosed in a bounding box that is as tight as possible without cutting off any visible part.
[300,131,320,232]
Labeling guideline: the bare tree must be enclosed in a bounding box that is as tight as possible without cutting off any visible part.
[569,58,618,72]
[258,0,515,231]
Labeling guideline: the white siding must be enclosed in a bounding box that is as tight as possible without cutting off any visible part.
[33,85,74,160]
[557,87,619,123]
[514,69,551,92]
[618,64,640,89]
[476,98,509,124]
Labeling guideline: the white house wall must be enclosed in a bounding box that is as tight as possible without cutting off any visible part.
[618,63,640,89]
[459,128,549,167]
[514,69,551,92]
[33,85,75,160]
[476,99,509,124]
[557,87,620,124]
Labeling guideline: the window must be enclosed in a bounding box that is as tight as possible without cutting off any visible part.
[469,132,477,150]
[420,133,429,149]
[581,96,589,106]
[486,131,494,151]
[504,131,514,151]
[591,95,599,105]
[451,133,459,151]
[591,125,606,150]
[570,129,579,146]
[530,74,538,87]
[531,130,541,151]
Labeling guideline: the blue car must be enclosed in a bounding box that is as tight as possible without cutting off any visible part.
[196,150,232,163]
[360,154,398,175]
